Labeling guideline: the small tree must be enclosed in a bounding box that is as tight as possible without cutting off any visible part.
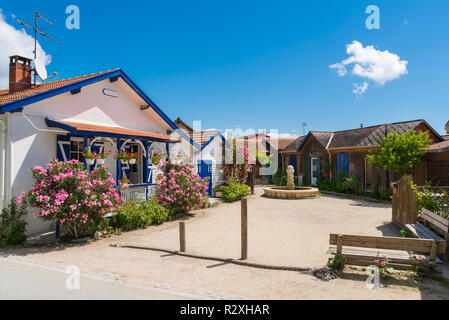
[367,130,431,177]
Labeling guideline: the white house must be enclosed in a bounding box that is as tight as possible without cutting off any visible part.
[0,55,200,235]
[174,118,226,193]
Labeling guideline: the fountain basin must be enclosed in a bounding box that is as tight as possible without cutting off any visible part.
[263,186,319,199]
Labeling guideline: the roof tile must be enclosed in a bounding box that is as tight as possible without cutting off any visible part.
[53,120,177,141]
[0,69,118,106]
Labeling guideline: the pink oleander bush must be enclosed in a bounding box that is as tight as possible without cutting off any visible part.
[17,159,124,238]
[155,161,209,213]
[223,146,253,184]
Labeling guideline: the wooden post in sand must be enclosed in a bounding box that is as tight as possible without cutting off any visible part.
[241,197,248,260]
[250,164,255,194]
[179,221,186,252]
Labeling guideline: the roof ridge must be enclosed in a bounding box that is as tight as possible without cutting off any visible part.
[331,119,424,134]
[0,68,119,94]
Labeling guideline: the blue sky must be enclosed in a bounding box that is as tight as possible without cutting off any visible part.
[0,1,448,135]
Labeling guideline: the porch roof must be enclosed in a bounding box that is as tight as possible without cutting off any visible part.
[46,119,180,143]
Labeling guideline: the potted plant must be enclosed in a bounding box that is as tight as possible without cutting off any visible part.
[83,148,96,165]
[151,152,163,166]
[96,151,110,165]
[115,151,129,164]
[118,176,131,190]
[128,152,139,165]
[171,152,184,165]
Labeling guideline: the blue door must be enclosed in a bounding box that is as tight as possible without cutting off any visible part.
[289,155,297,174]
[197,160,212,196]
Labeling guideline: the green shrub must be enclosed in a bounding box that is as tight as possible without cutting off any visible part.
[379,188,392,201]
[317,171,360,195]
[217,183,251,202]
[273,170,287,186]
[412,183,449,218]
[399,229,414,238]
[6,220,27,245]
[112,199,169,231]
[317,178,337,191]
[327,254,343,270]
[273,170,298,186]
[0,199,28,246]
[335,171,360,194]
[141,200,170,225]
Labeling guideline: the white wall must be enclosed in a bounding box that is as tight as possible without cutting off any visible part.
[5,78,191,236]
[9,113,58,235]
[25,79,171,134]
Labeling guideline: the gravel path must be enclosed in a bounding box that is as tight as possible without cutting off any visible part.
[6,187,449,299]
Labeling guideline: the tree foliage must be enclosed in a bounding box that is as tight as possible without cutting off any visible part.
[367,130,431,176]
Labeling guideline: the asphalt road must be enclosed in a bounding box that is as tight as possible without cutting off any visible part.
[0,258,190,300]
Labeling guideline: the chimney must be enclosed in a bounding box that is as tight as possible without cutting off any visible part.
[9,55,32,92]
[445,120,449,134]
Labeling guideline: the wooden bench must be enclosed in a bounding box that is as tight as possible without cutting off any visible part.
[405,208,448,260]
[329,233,442,271]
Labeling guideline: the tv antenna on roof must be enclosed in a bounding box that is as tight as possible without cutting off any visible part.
[302,122,307,136]
[15,11,61,84]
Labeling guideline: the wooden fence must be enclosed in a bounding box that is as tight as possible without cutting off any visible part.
[392,175,449,228]
[392,175,418,228]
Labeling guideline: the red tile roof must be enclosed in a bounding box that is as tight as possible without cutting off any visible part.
[267,137,296,150]
[0,69,118,106]
[53,120,178,141]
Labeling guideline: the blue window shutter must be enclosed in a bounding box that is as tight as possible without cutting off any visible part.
[56,135,71,161]
[289,155,297,174]
[336,153,349,174]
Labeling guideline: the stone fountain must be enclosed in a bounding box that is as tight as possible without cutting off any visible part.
[263,165,319,199]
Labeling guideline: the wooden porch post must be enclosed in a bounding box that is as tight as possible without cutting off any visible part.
[143,141,149,200]
[165,143,170,162]
[83,136,88,170]
[116,138,122,184]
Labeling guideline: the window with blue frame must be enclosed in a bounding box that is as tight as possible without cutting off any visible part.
[70,138,85,162]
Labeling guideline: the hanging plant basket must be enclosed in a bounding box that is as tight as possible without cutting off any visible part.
[97,159,105,165]
[128,159,136,165]
[86,159,95,165]
[120,159,128,165]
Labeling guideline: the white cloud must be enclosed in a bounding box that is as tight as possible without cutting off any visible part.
[352,81,369,96]
[0,9,51,88]
[330,41,408,94]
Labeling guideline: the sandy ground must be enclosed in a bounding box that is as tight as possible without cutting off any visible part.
[4,187,449,299]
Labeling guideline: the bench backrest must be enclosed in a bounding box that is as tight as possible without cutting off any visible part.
[421,208,449,236]
[329,233,437,261]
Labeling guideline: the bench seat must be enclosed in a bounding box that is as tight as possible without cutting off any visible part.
[329,233,441,271]
[405,223,447,259]
[328,246,441,270]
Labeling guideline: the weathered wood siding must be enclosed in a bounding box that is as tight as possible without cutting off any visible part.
[426,150,449,186]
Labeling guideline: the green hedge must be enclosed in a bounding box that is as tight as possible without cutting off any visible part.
[216,183,251,202]
[0,200,27,247]
[111,199,170,231]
